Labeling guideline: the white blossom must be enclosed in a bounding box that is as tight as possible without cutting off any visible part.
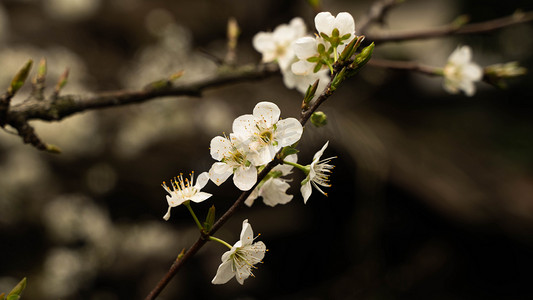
[291,36,323,75]
[443,45,483,96]
[212,219,266,285]
[209,134,257,191]
[282,67,330,97]
[301,141,336,203]
[233,101,303,166]
[315,12,355,42]
[245,154,297,207]
[162,172,211,220]
[253,17,307,70]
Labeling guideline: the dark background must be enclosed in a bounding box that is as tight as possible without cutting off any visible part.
[1,0,533,299]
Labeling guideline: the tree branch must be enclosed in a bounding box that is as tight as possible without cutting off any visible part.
[367,10,533,43]
[367,58,440,76]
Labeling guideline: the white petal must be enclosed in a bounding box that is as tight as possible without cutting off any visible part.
[250,145,275,166]
[166,194,183,207]
[313,141,329,161]
[211,258,235,285]
[189,192,212,203]
[289,17,307,37]
[448,45,472,65]
[244,187,260,207]
[293,36,318,59]
[245,241,267,262]
[463,63,483,81]
[291,60,315,76]
[195,172,210,189]
[276,118,303,147]
[210,136,232,161]
[209,162,233,186]
[252,32,275,55]
[232,114,256,140]
[239,219,253,244]
[315,12,334,35]
[163,206,172,221]
[261,178,293,206]
[234,165,258,191]
[335,12,355,36]
[301,180,312,203]
[253,101,280,128]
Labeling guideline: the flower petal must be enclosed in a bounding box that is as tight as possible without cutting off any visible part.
[239,219,253,244]
[211,257,235,285]
[301,180,312,203]
[315,12,334,35]
[163,206,172,221]
[253,101,280,128]
[293,36,318,59]
[232,114,255,140]
[335,12,355,36]
[190,192,212,203]
[291,60,315,76]
[276,118,303,147]
[195,171,210,189]
[234,165,258,191]
[260,178,293,206]
[252,32,276,55]
[209,162,233,186]
[210,136,232,161]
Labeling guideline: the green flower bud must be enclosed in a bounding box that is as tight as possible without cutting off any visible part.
[310,111,328,127]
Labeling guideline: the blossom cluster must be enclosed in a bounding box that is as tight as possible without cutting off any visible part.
[161,100,336,284]
[253,12,359,99]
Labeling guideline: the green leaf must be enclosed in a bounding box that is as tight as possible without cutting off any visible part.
[280,146,299,158]
[8,60,33,96]
[6,277,26,300]
[203,205,216,232]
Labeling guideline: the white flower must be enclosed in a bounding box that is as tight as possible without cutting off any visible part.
[233,101,303,166]
[212,219,266,285]
[443,45,483,96]
[245,154,297,207]
[301,141,336,203]
[209,134,257,191]
[315,12,355,41]
[253,17,307,70]
[162,172,211,220]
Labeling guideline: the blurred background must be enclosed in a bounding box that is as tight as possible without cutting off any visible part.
[1,0,533,299]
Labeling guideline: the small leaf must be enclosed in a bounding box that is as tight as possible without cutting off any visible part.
[6,277,27,300]
[203,205,216,232]
[8,60,33,96]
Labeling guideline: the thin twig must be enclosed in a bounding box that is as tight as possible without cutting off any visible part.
[367,10,533,43]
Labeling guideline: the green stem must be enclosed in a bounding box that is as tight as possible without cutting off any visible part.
[209,236,233,249]
[333,46,339,62]
[283,160,310,174]
[184,201,203,231]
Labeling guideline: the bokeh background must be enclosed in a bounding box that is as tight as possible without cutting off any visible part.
[1,0,533,299]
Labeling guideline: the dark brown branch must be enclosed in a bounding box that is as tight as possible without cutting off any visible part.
[367,10,533,43]
[7,64,277,123]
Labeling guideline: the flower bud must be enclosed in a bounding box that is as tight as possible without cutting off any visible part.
[310,111,328,127]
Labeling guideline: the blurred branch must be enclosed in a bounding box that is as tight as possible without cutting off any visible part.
[368,10,533,43]
[1,64,278,152]
[368,58,440,76]
[357,0,404,33]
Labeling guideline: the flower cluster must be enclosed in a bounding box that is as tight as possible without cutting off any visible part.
[209,101,303,190]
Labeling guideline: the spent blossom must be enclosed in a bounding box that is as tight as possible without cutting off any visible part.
[162,171,211,220]
[212,219,267,285]
[233,101,303,166]
[301,141,336,203]
[443,45,483,96]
